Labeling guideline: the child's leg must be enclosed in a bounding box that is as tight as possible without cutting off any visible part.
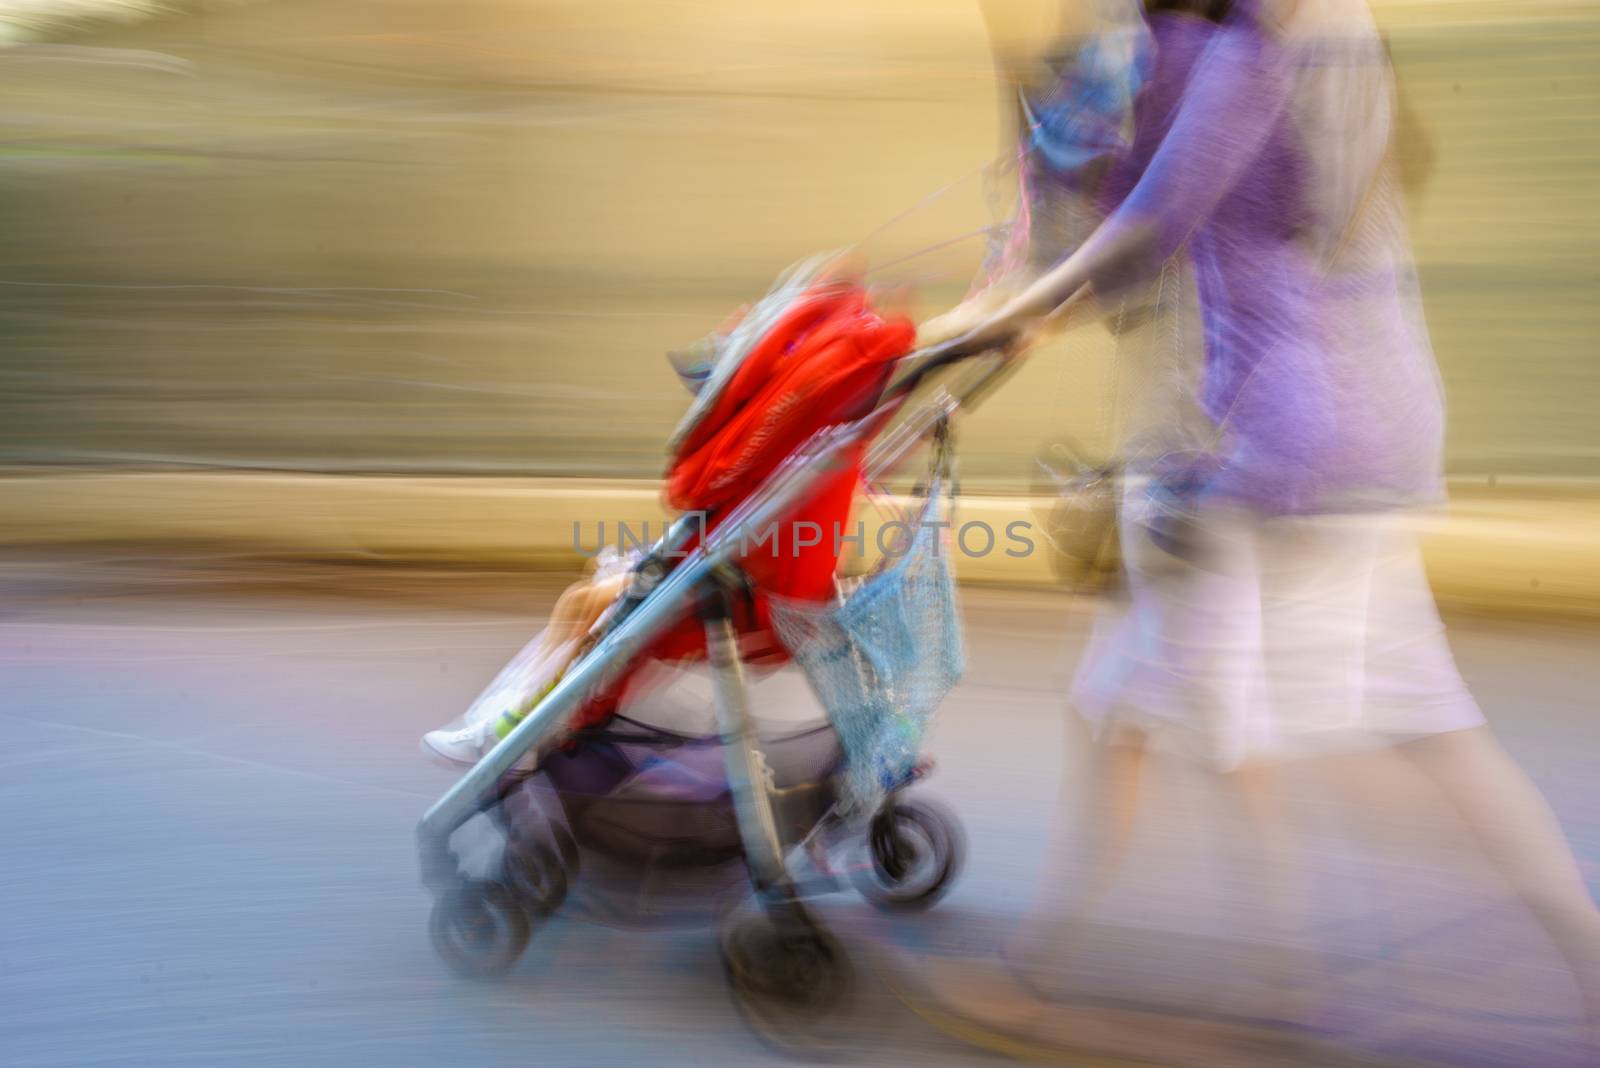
[540,571,630,653]
[422,570,633,764]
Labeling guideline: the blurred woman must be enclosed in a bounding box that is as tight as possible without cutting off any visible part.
[922,0,1600,1041]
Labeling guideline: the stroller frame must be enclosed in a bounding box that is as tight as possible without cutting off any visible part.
[418,340,1016,1006]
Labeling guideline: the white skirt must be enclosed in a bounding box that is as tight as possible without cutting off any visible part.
[1071,496,1484,771]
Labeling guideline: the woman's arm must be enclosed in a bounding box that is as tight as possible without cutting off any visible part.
[946,10,1294,354]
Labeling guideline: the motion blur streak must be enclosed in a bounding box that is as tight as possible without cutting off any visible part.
[0,1,1595,482]
[0,3,1597,1068]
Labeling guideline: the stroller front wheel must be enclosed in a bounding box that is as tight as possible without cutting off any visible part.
[429,879,531,980]
[853,797,964,911]
[500,837,569,917]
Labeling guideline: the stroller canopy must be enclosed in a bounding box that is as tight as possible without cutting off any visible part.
[666,280,914,516]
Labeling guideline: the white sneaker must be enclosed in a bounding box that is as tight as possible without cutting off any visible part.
[420,717,498,766]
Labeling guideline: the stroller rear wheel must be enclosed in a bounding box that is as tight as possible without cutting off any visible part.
[429,879,531,980]
[720,906,854,1040]
[853,797,965,911]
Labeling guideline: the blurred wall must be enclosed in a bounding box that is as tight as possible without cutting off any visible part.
[0,0,1596,487]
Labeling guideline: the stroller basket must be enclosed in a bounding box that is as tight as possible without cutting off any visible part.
[535,718,845,870]
[767,479,964,812]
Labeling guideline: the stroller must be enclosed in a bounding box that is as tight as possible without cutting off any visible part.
[417,259,1018,1028]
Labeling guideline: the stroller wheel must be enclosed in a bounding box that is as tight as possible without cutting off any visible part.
[720,908,855,1043]
[853,798,965,911]
[429,879,531,980]
[500,838,568,917]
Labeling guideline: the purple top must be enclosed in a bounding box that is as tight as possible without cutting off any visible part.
[1093,10,1446,515]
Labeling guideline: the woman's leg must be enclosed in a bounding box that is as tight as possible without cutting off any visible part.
[1218,760,1326,1023]
[1016,728,1151,982]
[1064,724,1150,913]
[1396,726,1600,1014]
[918,728,1149,1019]
[1357,521,1600,1022]
[1016,501,1265,987]
[1074,736,1151,917]
[1017,740,1316,1018]
[1222,762,1299,934]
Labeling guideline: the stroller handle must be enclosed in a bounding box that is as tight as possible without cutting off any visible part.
[880,336,1014,405]
[862,339,1021,483]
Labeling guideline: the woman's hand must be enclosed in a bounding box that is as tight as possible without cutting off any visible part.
[917,301,991,349]
[938,281,1089,361]
[917,281,1022,348]
[950,306,1033,358]
[921,223,1108,360]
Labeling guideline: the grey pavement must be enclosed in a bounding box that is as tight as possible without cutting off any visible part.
[1,569,1596,1066]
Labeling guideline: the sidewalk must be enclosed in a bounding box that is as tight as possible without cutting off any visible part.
[1,469,1597,616]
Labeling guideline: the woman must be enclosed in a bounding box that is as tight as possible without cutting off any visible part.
[923,0,1600,1043]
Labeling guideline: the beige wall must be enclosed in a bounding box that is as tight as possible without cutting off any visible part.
[0,0,1594,485]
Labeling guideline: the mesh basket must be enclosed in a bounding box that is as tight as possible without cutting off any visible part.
[767,481,964,813]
